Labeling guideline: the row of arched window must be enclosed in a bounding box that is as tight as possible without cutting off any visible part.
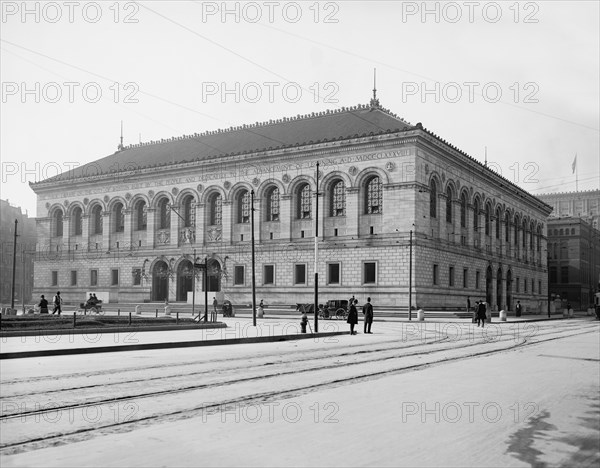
[49,176,384,237]
[429,178,544,252]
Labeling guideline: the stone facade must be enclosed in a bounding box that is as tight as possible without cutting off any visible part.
[537,189,600,230]
[30,102,552,311]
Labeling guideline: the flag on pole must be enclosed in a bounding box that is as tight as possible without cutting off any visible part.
[572,154,577,174]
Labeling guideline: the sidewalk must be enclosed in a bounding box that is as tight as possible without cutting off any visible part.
[0,316,347,358]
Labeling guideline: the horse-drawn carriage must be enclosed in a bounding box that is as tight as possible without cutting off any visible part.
[296,299,348,320]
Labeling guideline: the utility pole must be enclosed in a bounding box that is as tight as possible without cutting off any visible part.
[11,219,18,310]
[314,162,319,333]
[251,190,257,327]
[204,256,208,322]
[409,229,413,321]
[192,248,196,318]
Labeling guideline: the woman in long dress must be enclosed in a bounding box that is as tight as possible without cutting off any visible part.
[346,299,359,335]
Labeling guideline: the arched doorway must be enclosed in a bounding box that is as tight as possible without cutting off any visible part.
[152,260,169,302]
[177,260,194,302]
[206,259,222,292]
[485,266,493,306]
[496,268,503,311]
[506,270,513,311]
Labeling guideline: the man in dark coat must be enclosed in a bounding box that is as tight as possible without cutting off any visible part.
[38,295,49,314]
[477,300,487,328]
[363,297,374,334]
[515,300,522,317]
[346,299,359,335]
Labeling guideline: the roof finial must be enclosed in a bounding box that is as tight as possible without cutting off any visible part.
[118,120,124,151]
[484,146,488,167]
[370,68,380,108]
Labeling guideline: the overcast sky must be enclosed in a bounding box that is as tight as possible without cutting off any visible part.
[1,0,599,217]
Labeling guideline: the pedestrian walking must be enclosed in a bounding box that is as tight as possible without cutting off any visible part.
[51,291,62,315]
[467,296,471,314]
[363,297,374,334]
[473,301,479,323]
[346,299,359,335]
[477,300,487,327]
[213,297,218,314]
[515,300,522,317]
[38,295,48,314]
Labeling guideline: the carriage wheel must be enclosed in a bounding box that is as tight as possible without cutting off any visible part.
[336,308,347,320]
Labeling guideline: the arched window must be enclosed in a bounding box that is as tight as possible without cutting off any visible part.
[473,199,480,231]
[504,213,510,242]
[72,207,82,236]
[330,180,346,217]
[92,205,103,235]
[114,202,124,233]
[485,204,491,236]
[238,190,250,223]
[266,187,280,222]
[460,193,467,228]
[209,193,222,225]
[298,184,311,219]
[429,179,437,218]
[158,198,170,229]
[182,196,194,227]
[54,210,63,237]
[366,176,382,214]
[514,216,519,246]
[530,222,535,249]
[495,208,501,239]
[445,187,452,223]
[135,200,147,231]
[522,220,527,248]
[536,226,542,252]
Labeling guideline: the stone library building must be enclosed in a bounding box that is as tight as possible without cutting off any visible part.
[30,97,552,311]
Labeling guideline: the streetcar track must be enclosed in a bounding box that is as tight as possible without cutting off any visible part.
[2,323,594,418]
[2,337,452,399]
[3,327,597,455]
[3,320,589,389]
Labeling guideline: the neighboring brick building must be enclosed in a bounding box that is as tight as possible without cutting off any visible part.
[547,217,600,310]
[30,99,552,311]
[0,199,37,306]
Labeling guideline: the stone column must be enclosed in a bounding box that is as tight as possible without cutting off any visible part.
[452,199,461,244]
[438,193,447,242]
[489,214,496,256]
[102,211,110,251]
[146,208,156,247]
[280,194,292,241]
[123,209,133,250]
[82,214,90,249]
[221,201,232,245]
[346,188,359,238]
[194,202,204,246]
[491,269,497,311]
[465,204,473,247]
[501,275,507,311]
[169,204,179,247]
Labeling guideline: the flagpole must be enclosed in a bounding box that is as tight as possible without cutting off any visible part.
[575,153,578,192]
